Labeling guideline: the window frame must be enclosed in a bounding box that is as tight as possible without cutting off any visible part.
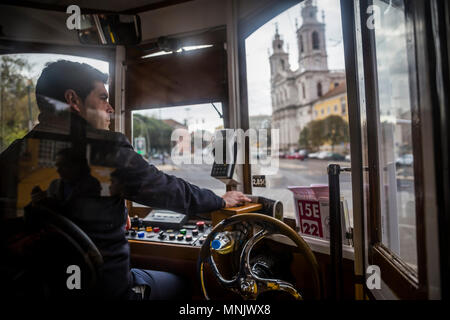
[238,0,303,194]
[237,0,439,300]
[357,0,429,299]
[0,39,117,130]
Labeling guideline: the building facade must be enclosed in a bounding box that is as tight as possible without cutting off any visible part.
[269,0,345,152]
[313,82,348,121]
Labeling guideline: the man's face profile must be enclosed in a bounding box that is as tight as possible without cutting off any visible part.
[80,81,113,130]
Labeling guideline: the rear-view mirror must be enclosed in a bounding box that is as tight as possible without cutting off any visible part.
[78,14,141,46]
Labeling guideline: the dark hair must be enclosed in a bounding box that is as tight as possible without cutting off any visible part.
[35,60,108,113]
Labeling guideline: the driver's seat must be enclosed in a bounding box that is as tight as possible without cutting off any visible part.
[1,204,104,299]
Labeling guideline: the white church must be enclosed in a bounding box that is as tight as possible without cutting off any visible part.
[269,0,346,152]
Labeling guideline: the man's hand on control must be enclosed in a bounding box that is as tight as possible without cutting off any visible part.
[222,191,252,208]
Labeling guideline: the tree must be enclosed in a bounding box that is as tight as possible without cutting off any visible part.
[299,119,326,151]
[299,125,311,150]
[298,115,349,151]
[309,119,326,150]
[322,115,349,152]
[0,55,38,152]
[132,113,173,154]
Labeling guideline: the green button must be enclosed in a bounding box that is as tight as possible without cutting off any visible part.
[180,229,187,235]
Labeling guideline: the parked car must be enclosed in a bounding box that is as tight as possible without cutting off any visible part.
[317,151,332,160]
[308,152,320,159]
[298,149,309,157]
[396,154,414,166]
[151,152,161,159]
[286,152,305,160]
[327,153,346,161]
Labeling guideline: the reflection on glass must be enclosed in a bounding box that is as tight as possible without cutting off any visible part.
[0,53,109,153]
[373,0,417,269]
[132,103,225,196]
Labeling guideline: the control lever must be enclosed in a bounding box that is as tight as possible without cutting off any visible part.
[244,195,283,220]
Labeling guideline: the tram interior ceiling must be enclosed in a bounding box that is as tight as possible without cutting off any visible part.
[125,27,228,111]
[0,0,448,306]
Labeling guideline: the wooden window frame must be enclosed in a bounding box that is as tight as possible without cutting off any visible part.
[0,39,116,129]
[238,0,302,195]
[358,0,429,299]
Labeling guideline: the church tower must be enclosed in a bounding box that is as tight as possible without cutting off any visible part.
[296,0,328,71]
[269,24,290,78]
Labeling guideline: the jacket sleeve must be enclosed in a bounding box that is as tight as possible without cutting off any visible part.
[108,134,225,215]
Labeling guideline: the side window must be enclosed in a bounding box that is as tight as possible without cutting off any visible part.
[0,53,109,153]
[132,103,225,196]
[354,0,431,298]
[372,1,417,267]
[245,0,351,227]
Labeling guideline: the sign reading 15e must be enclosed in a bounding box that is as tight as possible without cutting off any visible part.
[297,200,324,238]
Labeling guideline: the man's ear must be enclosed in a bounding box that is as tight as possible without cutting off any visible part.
[64,89,82,113]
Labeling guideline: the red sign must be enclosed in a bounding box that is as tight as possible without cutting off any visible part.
[296,199,323,238]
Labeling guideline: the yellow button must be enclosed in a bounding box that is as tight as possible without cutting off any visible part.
[146,227,153,232]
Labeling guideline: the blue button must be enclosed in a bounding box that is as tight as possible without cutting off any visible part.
[211,239,222,250]
[138,232,145,238]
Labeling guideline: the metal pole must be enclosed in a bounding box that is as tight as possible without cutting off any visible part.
[328,163,343,300]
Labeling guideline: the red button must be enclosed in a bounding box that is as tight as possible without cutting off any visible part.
[153,227,160,233]
[196,221,205,230]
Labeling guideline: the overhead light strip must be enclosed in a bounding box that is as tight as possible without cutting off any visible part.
[141,44,214,59]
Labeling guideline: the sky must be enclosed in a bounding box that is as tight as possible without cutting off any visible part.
[245,0,345,117]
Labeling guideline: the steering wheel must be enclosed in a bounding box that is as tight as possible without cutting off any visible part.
[18,204,104,297]
[197,213,322,300]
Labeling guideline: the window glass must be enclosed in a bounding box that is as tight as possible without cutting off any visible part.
[312,31,320,50]
[245,0,352,229]
[372,0,417,269]
[132,103,225,196]
[341,98,346,114]
[0,53,109,153]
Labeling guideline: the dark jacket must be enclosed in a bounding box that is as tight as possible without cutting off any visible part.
[0,113,224,299]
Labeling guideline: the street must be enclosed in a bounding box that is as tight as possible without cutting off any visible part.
[149,156,417,269]
[151,157,353,220]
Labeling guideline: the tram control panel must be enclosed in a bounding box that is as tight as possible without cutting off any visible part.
[126,209,213,247]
